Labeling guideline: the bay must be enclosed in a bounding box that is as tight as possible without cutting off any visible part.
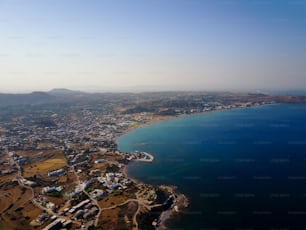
[118,104,306,229]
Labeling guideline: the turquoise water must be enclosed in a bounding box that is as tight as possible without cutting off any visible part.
[118,104,306,229]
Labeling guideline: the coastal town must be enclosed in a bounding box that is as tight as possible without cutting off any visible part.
[0,90,298,229]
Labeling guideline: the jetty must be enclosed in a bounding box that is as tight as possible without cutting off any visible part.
[132,151,154,162]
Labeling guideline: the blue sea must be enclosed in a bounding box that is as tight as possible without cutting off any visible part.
[118,104,306,230]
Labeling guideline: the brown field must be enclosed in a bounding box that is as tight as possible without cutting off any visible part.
[99,207,120,229]
[17,150,43,157]
[0,184,39,230]
[62,181,77,196]
[17,149,57,157]
[99,203,135,230]
[66,172,77,183]
[33,186,42,194]
[91,163,108,173]
[0,221,9,230]
[65,181,77,191]
[98,192,129,209]
[58,174,68,183]
[20,201,42,221]
[0,184,29,214]
[23,154,67,178]
[99,153,122,162]
[0,172,17,184]
[45,195,66,207]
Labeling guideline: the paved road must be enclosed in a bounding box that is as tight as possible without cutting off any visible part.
[72,165,102,227]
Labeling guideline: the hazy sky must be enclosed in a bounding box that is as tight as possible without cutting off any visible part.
[0,0,306,92]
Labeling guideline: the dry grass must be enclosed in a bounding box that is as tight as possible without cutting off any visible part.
[17,150,43,157]
[0,184,27,213]
[99,207,120,229]
[21,201,41,221]
[66,172,77,183]
[0,184,39,229]
[58,174,68,183]
[45,195,65,207]
[23,156,67,178]
[17,149,60,157]
[98,192,128,209]
[99,153,122,162]
[98,204,134,230]
[0,173,17,184]
[91,163,107,173]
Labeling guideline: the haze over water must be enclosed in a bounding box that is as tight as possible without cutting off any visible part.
[118,104,306,229]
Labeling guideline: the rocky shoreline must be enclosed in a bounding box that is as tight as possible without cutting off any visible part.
[120,162,188,229]
[156,186,189,230]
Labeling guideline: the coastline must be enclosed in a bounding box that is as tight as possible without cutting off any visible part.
[121,161,141,185]
[116,102,276,141]
[116,114,189,229]
[116,115,179,140]
[116,103,274,229]
[120,162,188,229]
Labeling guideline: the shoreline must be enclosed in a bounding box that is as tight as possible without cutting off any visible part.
[116,102,276,141]
[116,103,274,229]
[120,163,188,230]
[116,114,190,229]
[121,162,141,185]
[134,151,154,162]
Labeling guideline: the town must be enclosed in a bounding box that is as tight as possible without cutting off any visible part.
[0,90,299,229]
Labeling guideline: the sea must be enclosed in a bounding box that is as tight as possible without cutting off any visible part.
[117,104,306,230]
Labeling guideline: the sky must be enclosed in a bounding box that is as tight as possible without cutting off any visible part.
[0,0,306,92]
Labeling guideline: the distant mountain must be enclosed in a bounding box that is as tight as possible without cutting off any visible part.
[268,89,306,96]
[0,91,56,107]
[48,88,86,96]
[0,88,96,107]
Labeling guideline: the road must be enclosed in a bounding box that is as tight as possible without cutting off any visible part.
[10,153,81,226]
[72,165,102,227]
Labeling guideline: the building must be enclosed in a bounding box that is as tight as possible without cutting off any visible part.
[47,168,65,177]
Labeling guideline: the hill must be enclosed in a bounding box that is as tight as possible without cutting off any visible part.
[48,88,85,96]
[0,91,55,107]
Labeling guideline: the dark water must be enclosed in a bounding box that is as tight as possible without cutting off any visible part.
[118,104,306,230]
